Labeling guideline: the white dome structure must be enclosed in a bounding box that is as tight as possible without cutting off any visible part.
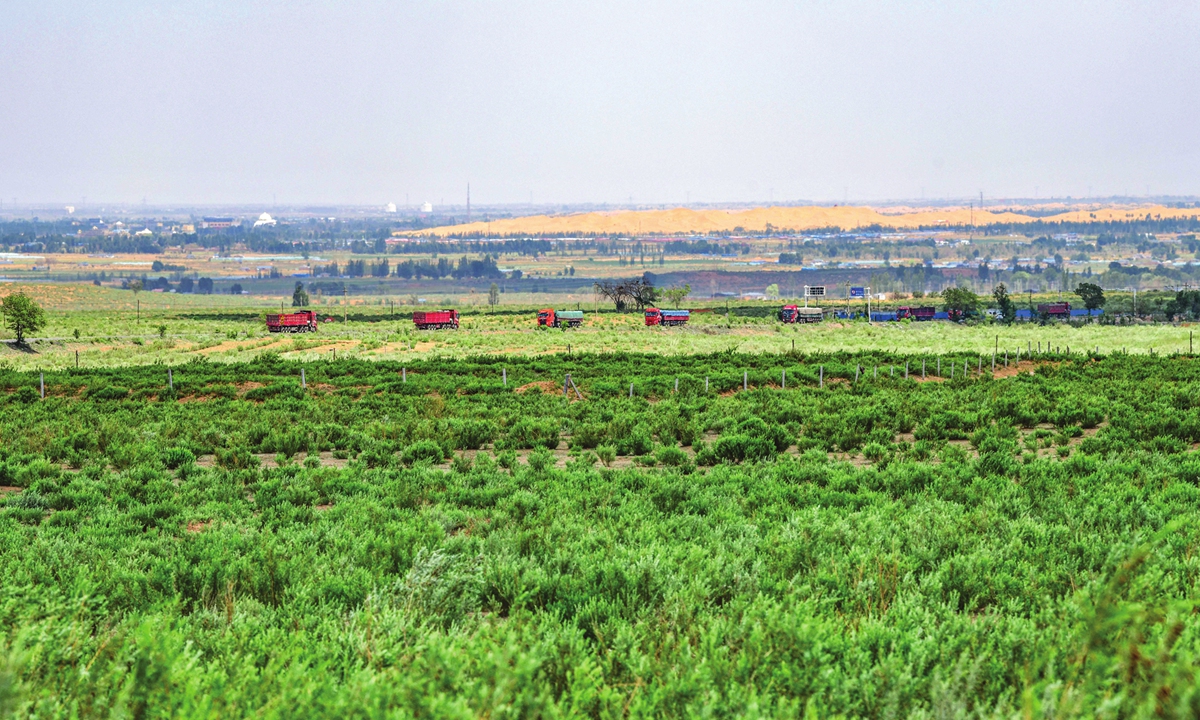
[385,202,397,213]
[253,212,276,228]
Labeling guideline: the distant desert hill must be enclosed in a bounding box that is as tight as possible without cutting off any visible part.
[407,204,1199,238]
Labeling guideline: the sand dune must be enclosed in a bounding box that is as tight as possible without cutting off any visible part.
[407,204,1199,238]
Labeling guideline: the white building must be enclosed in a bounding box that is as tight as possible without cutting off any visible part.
[385,202,397,213]
[421,201,433,213]
[253,212,277,228]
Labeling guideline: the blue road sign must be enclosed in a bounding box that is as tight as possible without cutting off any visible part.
[850,286,866,298]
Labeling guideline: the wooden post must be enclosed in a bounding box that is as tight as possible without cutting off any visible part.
[402,367,406,382]
[819,366,823,388]
[922,359,926,379]
[781,369,786,389]
[905,361,909,379]
[568,343,571,355]
[937,358,940,376]
[301,368,306,389]
[792,339,795,352]
[168,368,173,391]
[629,382,634,398]
[75,350,78,368]
[675,377,679,392]
[1005,350,1008,367]
[951,363,954,380]
[977,357,981,374]
[564,374,570,397]
[706,376,709,392]
[503,368,507,386]
[873,366,877,380]
[40,373,44,399]
[991,352,995,372]
[743,371,748,391]
[855,366,860,383]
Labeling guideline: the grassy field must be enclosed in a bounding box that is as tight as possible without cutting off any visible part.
[1,284,1197,371]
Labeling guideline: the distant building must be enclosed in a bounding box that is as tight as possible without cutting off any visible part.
[201,217,236,229]
[385,202,397,213]
[421,201,433,213]
[253,212,276,228]
[135,228,154,236]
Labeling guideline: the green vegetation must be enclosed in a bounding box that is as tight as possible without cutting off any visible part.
[1,292,46,345]
[1,351,1199,716]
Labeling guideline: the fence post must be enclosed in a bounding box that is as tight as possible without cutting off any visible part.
[301,368,306,389]
[781,369,785,389]
[629,382,634,398]
[977,357,981,374]
[168,368,173,391]
[1005,350,1008,367]
[819,366,823,388]
[855,366,860,383]
[564,373,570,397]
[792,339,795,352]
[905,361,909,379]
[503,368,507,386]
[75,350,79,368]
[40,372,44,399]
[675,377,679,392]
[402,367,407,383]
[743,371,748,391]
[705,376,709,392]
[991,352,995,372]
[922,359,925,379]
[937,358,940,376]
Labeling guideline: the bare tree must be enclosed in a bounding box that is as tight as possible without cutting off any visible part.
[594,276,659,311]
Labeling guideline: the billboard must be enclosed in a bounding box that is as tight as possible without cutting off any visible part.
[850,286,866,298]
[805,285,825,297]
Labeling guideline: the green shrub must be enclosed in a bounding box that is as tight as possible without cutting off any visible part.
[402,440,445,465]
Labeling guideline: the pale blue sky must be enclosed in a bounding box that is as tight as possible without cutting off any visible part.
[2,1,1198,206]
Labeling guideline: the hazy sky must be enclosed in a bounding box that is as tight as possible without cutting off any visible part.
[2,0,1198,207]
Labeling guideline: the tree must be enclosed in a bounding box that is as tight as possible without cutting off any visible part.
[662,284,691,308]
[764,284,780,299]
[594,277,658,311]
[1,291,46,345]
[128,279,143,295]
[488,282,500,311]
[941,285,979,321]
[230,283,244,295]
[292,282,310,307]
[1074,282,1106,314]
[992,283,1016,324]
[197,277,214,294]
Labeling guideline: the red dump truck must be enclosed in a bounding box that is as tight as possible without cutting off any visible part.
[412,309,459,330]
[780,305,823,323]
[537,309,584,328]
[1037,302,1071,319]
[897,306,936,321]
[266,310,318,333]
[645,308,690,326]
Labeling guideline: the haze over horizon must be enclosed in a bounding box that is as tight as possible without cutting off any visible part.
[3,1,1198,207]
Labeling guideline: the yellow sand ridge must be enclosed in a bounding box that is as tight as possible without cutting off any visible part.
[406,204,1199,238]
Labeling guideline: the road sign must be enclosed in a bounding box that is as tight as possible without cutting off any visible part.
[805,285,826,297]
[850,286,866,298]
